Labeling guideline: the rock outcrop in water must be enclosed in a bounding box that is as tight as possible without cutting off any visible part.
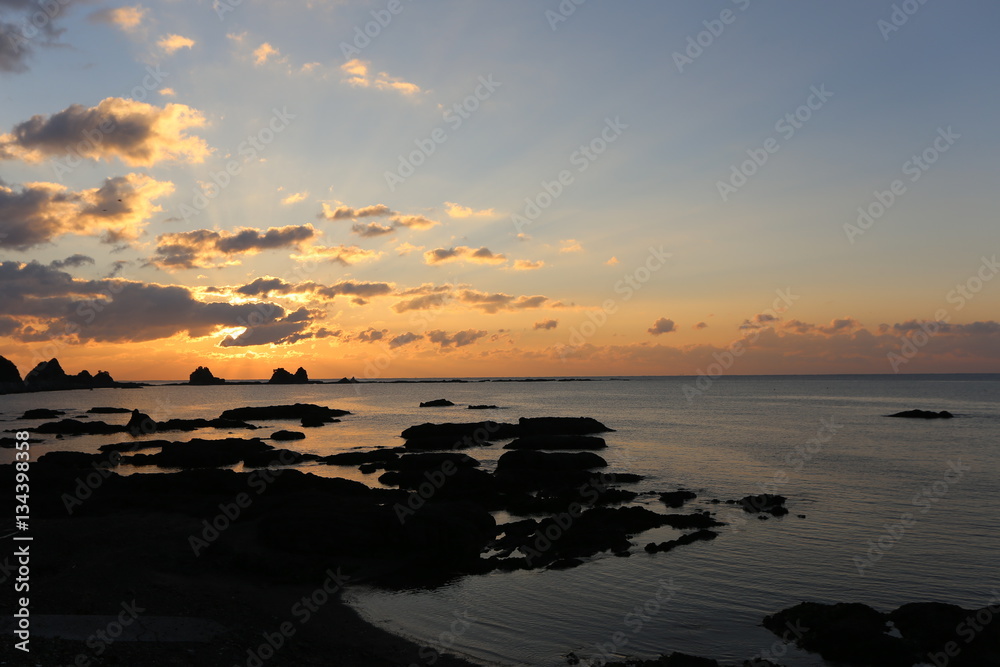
[762,600,1000,667]
[419,399,455,407]
[887,409,955,419]
[0,355,25,393]
[503,435,607,450]
[189,366,226,385]
[220,403,349,422]
[268,367,310,384]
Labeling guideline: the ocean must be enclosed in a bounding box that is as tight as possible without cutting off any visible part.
[4,374,998,666]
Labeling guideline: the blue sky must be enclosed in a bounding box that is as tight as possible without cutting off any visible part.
[1,0,998,378]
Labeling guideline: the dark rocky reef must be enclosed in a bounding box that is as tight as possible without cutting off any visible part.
[220,403,349,423]
[659,490,698,508]
[644,529,718,554]
[121,438,275,468]
[763,600,1000,667]
[420,398,456,407]
[468,404,499,410]
[727,493,789,516]
[606,654,782,667]
[517,416,614,435]
[503,435,607,450]
[268,367,310,384]
[87,407,133,414]
[887,409,955,419]
[20,408,65,420]
[270,430,306,441]
[399,416,613,452]
[189,366,226,385]
[496,450,607,472]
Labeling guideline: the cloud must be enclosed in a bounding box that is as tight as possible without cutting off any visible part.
[219,308,314,347]
[392,214,438,230]
[424,246,507,266]
[151,224,317,269]
[458,289,552,314]
[0,261,293,344]
[159,88,176,97]
[290,244,382,266]
[782,318,862,335]
[560,239,584,253]
[0,173,174,250]
[395,242,423,256]
[0,98,210,166]
[512,259,544,271]
[605,257,619,266]
[321,203,392,220]
[49,254,95,269]
[281,191,308,205]
[352,222,395,238]
[253,42,283,66]
[389,332,422,348]
[158,34,195,54]
[1,0,81,73]
[534,319,558,330]
[354,327,388,343]
[445,202,495,218]
[694,321,708,330]
[427,329,488,348]
[647,318,676,335]
[392,292,451,313]
[232,277,394,302]
[88,5,147,32]
[340,59,421,96]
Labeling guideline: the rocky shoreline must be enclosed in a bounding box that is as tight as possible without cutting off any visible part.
[4,399,982,666]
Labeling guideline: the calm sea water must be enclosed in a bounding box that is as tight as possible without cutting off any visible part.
[3,375,998,666]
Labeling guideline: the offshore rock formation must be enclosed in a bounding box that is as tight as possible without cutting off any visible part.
[0,355,25,393]
[268,367,310,384]
[189,366,226,385]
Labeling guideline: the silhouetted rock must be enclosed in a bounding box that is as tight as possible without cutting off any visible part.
[503,435,607,450]
[762,602,910,667]
[737,493,788,516]
[271,430,306,441]
[0,436,44,448]
[467,405,499,410]
[420,399,456,407]
[87,407,133,414]
[268,367,310,384]
[241,448,320,468]
[220,403,349,422]
[20,408,65,419]
[92,370,116,387]
[0,355,25,394]
[127,409,157,436]
[517,416,613,435]
[122,438,274,468]
[24,358,70,391]
[333,376,359,384]
[189,366,225,385]
[319,448,404,466]
[659,490,697,508]
[36,419,126,435]
[400,421,519,449]
[383,452,480,471]
[887,409,954,419]
[496,450,607,472]
[644,529,718,554]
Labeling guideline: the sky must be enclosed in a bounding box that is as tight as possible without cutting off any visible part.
[1,0,999,380]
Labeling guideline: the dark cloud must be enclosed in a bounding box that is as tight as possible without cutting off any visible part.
[354,327,387,343]
[0,0,81,74]
[427,329,488,348]
[389,332,421,348]
[321,203,392,220]
[232,276,393,301]
[218,307,313,347]
[458,290,551,314]
[647,318,676,335]
[0,98,208,165]
[49,254,94,269]
[351,222,394,237]
[151,224,317,269]
[424,246,506,265]
[392,292,451,313]
[0,174,173,250]
[533,319,558,330]
[0,260,289,344]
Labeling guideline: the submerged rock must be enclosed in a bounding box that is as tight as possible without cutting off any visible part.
[468,405,499,410]
[659,490,697,508]
[419,399,455,407]
[737,493,789,516]
[644,529,718,554]
[270,430,306,441]
[887,409,954,419]
[20,408,65,419]
[220,403,349,422]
